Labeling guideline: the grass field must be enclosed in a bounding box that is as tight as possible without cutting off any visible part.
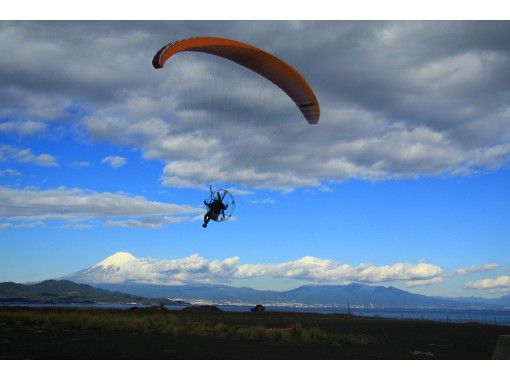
[1,306,509,359]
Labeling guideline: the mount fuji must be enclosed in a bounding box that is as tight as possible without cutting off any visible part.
[67,252,139,284]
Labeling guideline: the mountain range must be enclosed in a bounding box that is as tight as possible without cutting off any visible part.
[0,279,183,305]
[58,252,510,309]
[85,282,510,309]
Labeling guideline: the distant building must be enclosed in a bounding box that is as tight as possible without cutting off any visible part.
[251,304,265,312]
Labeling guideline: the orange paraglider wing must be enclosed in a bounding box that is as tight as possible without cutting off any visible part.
[152,36,320,124]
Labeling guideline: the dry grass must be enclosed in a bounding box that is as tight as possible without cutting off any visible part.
[0,308,372,346]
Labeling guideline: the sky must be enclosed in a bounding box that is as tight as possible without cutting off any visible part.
[0,20,509,297]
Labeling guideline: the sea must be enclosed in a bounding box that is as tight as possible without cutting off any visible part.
[2,302,510,326]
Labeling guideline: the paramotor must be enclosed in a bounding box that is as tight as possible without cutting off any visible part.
[203,188,235,223]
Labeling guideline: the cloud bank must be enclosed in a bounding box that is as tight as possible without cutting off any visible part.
[452,263,499,276]
[0,144,57,167]
[0,169,21,177]
[0,186,202,227]
[2,21,510,190]
[0,120,46,136]
[466,276,510,291]
[69,252,504,289]
[72,251,453,286]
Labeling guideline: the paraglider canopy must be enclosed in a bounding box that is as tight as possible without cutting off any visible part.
[152,36,320,124]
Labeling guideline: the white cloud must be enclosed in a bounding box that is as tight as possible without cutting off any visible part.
[0,120,46,136]
[405,277,443,288]
[251,198,275,205]
[63,223,92,230]
[106,216,191,228]
[71,161,91,168]
[0,221,44,229]
[402,263,501,288]
[226,187,253,196]
[16,221,44,229]
[235,258,443,284]
[465,276,510,290]
[452,263,499,276]
[101,155,126,169]
[70,252,444,286]
[0,169,21,177]
[0,186,202,227]
[0,144,57,167]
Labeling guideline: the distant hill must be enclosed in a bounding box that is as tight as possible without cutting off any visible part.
[91,282,282,303]
[0,279,184,305]
[279,284,507,308]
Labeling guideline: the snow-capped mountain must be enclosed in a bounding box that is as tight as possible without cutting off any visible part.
[96,251,136,268]
[66,251,139,284]
[65,251,237,286]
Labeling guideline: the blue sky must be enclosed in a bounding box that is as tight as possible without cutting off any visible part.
[1,21,509,297]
